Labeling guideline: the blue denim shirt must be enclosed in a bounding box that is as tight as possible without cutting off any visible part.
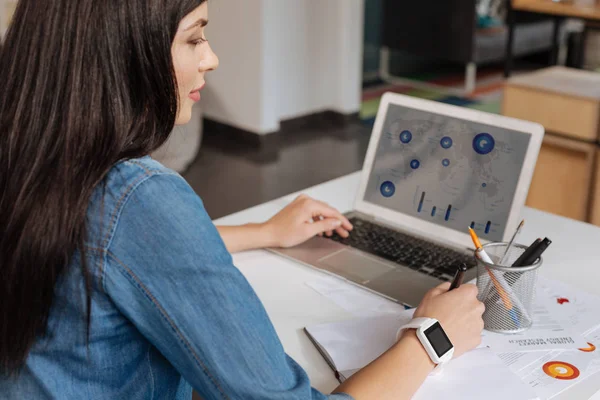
[0,157,353,400]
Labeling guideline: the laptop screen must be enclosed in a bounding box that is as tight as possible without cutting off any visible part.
[363,103,531,242]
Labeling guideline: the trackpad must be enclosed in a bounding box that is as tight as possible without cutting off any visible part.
[318,250,395,283]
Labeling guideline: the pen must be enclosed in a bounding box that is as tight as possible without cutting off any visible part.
[515,237,552,267]
[481,220,524,299]
[468,227,523,327]
[512,238,542,267]
[449,263,467,291]
[499,219,524,266]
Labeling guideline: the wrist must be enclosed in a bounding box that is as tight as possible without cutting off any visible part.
[256,222,278,248]
[397,330,436,371]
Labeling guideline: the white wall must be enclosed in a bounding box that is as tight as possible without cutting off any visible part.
[203,0,364,135]
[1,0,19,38]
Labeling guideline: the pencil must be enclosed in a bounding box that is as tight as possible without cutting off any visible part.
[469,227,521,327]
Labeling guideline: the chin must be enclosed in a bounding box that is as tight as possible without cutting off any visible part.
[174,110,193,126]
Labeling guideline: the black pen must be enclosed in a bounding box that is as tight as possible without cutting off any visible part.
[518,237,552,266]
[512,238,542,267]
[449,263,468,291]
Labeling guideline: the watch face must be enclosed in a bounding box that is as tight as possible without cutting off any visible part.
[424,321,453,357]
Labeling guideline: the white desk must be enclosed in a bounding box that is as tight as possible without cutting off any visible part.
[215,172,600,400]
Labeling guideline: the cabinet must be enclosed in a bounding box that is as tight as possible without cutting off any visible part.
[503,67,600,224]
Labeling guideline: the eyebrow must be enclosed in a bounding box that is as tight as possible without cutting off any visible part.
[184,18,208,32]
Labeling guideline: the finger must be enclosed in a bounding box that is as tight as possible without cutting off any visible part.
[309,200,353,230]
[335,227,350,238]
[458,284,479,298]
[308,218,342,237]
[295,194,308,202]
[476,301,486,315]
[428,282,451,297]
[314,216,330,237]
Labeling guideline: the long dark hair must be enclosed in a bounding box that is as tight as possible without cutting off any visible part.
[0,0,205,375]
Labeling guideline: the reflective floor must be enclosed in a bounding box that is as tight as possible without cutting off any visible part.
[183,120,372,219]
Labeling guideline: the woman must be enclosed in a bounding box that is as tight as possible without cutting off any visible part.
[0,1,484,399]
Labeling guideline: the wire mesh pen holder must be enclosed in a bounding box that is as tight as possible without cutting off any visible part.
[475,242,542,334]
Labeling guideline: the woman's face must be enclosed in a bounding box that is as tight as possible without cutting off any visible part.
[172,2,219,125]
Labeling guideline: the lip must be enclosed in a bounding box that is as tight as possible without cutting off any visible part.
[188,83,205,102]
[190,83,205,93]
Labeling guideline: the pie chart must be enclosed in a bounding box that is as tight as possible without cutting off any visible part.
[542,361,580,380]
[578,342,596,352]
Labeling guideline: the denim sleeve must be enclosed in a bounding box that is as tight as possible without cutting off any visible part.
[103,173,353,400]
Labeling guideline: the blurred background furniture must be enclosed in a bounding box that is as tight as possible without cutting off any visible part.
[505,0,600,76]
[503,66,600,224]
[380,0,558,93]
[593,148,600,225]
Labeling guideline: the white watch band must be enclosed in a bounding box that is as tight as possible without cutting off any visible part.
[395,317,431,342]
[396,317,454,372]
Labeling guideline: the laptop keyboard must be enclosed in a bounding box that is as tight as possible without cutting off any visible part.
[326,217,477,281]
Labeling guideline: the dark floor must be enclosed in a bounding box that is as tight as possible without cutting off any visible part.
[183,119,372,220]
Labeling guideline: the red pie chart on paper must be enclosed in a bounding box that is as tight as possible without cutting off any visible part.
[543,361,580,380]
[579,342,596,352]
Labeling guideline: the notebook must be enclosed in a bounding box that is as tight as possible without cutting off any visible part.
[304,313,539,400]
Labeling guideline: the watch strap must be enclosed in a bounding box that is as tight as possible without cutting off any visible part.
[395,317,433,342]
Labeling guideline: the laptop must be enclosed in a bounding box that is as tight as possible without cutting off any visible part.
[270,92,544,307]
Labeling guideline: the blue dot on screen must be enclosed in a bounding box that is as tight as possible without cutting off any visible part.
[473,133,495,155]
[410,159,420,170]
[482,183,487,188]
[440,136,453,149]
[400,130,413,144]
[442,159,450,167]
[380,181,396,198]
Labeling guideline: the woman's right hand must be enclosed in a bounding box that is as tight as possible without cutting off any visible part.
[412,282,485,358]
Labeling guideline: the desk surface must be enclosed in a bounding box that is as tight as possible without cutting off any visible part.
[512,0,600,20]
[215,172,600,400]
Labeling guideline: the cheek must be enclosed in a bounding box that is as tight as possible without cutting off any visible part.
[179,62,197,89]
[172,53,195,94]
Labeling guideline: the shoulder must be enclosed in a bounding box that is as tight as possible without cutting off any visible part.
[86,156,202,251]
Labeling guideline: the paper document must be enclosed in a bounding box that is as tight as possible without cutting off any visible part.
[305,276,406,318]
[538,277,600,336]
[501,325,600,399]
[306,313,538,400]
[411,348,538,400]
[304,312,413,372]
[482,326,588,353]
[498,351,551,374]
[340,349,539,400]
[480,291,588,352]
[520,348,600,400]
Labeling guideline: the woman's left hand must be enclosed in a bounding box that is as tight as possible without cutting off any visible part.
[262,194,353,248]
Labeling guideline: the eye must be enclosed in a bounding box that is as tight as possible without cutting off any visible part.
[190,37,207,46]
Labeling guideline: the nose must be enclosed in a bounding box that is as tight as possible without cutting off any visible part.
[199,42,219,72]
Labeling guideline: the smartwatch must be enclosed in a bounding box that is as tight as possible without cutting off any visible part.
[396,318,454,365]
